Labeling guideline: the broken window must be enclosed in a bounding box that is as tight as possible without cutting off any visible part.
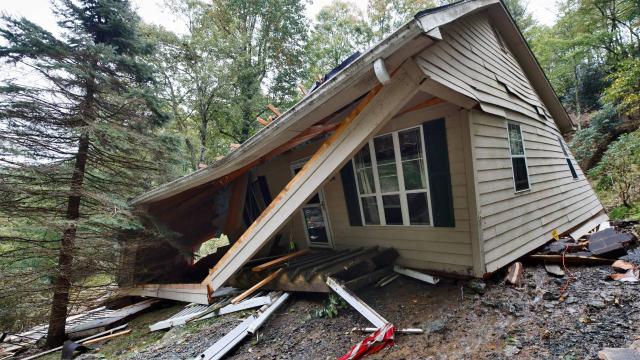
[558,136,578,179]
[352,126,432,226]
[507,123,530,192]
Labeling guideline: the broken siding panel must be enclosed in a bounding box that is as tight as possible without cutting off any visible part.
[470,110,603,272]
[485,199,603,269]
[456,16,540,103]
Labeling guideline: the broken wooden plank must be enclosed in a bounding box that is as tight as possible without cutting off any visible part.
[21,325,129,360]
[66,299,159,336]
[267,104,282,117]
[612,260,635,271]
[505,262,524,285]
[231,268,283,304]
[326,277,388,329]
[528,254,615,265]
[126,283,210,304]
[203,64,421,291]
[81,329,131,345]
[394,265,440,285]
[570,212,609,240]
[251,250,309,272]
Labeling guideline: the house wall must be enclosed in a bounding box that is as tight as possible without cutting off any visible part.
[253,103,477,276]
[471,110,603,272]
[414,10,604,272]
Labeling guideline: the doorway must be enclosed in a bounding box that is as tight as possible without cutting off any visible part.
[291,159,334,248]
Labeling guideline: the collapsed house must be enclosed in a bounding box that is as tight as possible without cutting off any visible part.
[125,0,607,305]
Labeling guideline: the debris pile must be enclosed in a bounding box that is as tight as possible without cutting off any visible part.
[529,221,638,266]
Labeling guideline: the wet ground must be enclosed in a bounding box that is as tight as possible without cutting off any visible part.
[116,259,639,360]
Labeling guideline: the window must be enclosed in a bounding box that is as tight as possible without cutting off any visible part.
[558,137,578,179]
[507,123,530,191]
[352,126,432,226]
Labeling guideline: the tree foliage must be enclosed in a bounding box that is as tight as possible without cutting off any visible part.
[0,0,179,344]
[590,129,640,207]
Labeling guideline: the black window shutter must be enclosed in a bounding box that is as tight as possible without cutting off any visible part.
[256,176,273,205]
[423,118,455,227]
[339,161,363,226]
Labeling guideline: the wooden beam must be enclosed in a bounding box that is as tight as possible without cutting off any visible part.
[397,97,445,116]
[326,277,388,328]
[267,104,282,117]
[231,268,284,304]
[82,330,131,345]
[251,249,309,272]
[203,62,421,291]
[223,173,249,235]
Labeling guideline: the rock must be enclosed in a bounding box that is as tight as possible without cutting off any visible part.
[543,290,560,301]
[565,296,578,304]
[598,348,640,360]
[466,279,486,294]
[631,341,640,350]
[504,344,521,357]
[545,264,565,277]
[589,300,606,309]
[424,319,447,334]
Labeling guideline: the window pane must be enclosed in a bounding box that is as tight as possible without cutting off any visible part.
[354,144,375,194]
[566,159,578,179]
[398,128,423,161]
[382,195,403,225]
[360,196,380,225]
[407,192,430,225]
[508,123,524,156]
[512,157,529,191]
[302,207,329,244]
[399,128,426,190]
[402,159,426,190]
[558,138,569,156]
[374,135,399,192]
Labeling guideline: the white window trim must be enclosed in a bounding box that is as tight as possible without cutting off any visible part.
[352,125,434,227]
[507,122,531,193]
[290,158,334,248]
[558,136,579,180]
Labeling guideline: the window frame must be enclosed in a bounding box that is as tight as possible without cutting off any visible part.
[558,136,579,180]
[507,122,531,193]
[351,125,434,227]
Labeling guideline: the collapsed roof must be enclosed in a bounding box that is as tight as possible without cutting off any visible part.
[131,0,572,208]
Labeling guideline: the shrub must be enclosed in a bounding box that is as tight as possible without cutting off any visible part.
[590,129,640,207]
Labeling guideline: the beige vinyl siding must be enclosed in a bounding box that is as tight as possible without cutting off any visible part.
[472,111,603,273]
[416,10,604,273]
[326,104,475,276]
[254,103,475,276]
[416,12,552,125]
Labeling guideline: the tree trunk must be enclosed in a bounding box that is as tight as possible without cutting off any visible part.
[45,132,90,347]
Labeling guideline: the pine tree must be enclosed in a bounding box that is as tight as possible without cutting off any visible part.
[0,0,176,346]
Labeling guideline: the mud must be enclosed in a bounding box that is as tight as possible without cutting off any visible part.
[124,261,639,360]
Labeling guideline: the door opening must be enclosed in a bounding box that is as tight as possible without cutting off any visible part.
[291,160,334,248]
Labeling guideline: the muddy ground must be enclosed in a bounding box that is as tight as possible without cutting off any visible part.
[102,255,640,360]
